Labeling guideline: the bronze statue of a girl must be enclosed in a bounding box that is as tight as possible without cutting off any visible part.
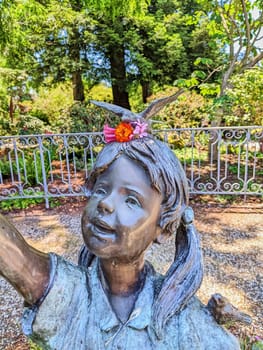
[0,98,241,349]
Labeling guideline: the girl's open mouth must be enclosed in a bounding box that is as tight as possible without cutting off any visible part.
[91,221,116,241]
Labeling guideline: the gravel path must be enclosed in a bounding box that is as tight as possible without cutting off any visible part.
[0,200,262,349]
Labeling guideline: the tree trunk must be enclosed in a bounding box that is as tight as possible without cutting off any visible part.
[141,81,152,103]
[109,45,130,109]
[9,96,14,123]
[72,71,85,102]
[69,23,85,102]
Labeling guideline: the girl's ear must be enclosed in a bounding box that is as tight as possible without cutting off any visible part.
[154,235,167,244]
[154,227,169,244]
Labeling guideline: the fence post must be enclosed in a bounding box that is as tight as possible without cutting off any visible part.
[13,139,25,196]
[243,128,250,201]
[38,136,49,209]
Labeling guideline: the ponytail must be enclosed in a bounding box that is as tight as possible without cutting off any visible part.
[152,207,203,338]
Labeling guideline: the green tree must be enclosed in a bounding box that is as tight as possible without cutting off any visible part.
[131,2,189,102]
[86,0,220,107]
[84,0,150,109]
[212,0,263,98]
[0,63,28,123]
[173,1,263,124]
[194,0,263,104]
[192,0,263,158]
[1,0,95,101]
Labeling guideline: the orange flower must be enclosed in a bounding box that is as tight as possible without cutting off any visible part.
[115,122,133,142]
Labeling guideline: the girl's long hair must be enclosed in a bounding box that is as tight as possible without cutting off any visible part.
[78,137,203,337]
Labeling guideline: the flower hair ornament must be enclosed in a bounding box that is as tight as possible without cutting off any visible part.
[90,88,184,143]
[103,120,148,143]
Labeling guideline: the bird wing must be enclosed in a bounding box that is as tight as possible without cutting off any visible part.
[90,100,137,120]
[139,89,185,120]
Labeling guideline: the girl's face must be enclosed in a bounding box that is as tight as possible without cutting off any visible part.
[81,156,163,263]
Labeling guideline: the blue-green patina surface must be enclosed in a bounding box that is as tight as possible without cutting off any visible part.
[22,254,240,350]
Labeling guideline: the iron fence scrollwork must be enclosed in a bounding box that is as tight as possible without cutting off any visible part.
[0,127,262,208]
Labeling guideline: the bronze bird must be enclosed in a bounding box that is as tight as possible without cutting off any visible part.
[207,293,252,325]
[90,88,184,121]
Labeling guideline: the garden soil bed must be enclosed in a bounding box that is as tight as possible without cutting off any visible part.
[0,197,262,349]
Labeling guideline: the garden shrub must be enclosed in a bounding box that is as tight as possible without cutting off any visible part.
[30,82,73,132]
[16,115,48,135]
[86,83,112,102]
[224,68,263,126]
[65,101,120,133]
[150,89,210,130]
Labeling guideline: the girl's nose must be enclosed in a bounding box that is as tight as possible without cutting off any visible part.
[98,196,114,214]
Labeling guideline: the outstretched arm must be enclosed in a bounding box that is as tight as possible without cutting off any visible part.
[0,213,50,305]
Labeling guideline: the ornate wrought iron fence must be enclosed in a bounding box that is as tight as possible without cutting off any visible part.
[0,126,262,208]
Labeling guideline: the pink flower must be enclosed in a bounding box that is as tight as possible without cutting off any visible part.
[103,124,117,143]
[130,120,148,139]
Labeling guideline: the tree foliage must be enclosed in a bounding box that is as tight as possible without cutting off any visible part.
[0,0,262,130]
[1,0,222,107]
[84,0,149,18]
[192,0,263,96]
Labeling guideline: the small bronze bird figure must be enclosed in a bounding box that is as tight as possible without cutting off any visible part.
[90,89,184,121]
[207,293,252,325]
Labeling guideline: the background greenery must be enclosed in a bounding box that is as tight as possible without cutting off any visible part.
[0,0,262,136]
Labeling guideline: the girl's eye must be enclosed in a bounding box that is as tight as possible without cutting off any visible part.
[94,187,107,195]
[126,196,141,208]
